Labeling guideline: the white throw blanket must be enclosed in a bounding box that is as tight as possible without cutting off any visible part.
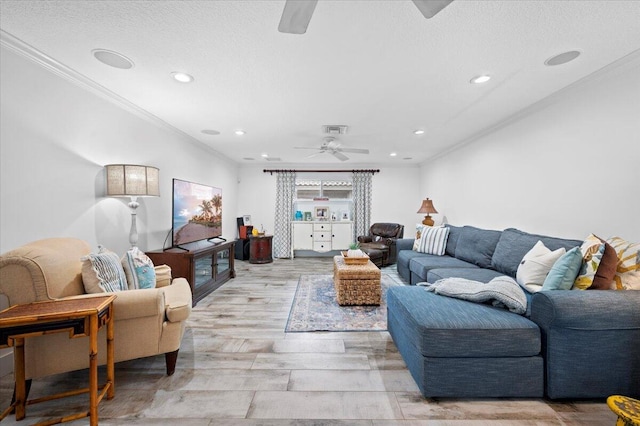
[420,276,528,315]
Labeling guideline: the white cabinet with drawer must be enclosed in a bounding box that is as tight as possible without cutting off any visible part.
[291,222,353,257]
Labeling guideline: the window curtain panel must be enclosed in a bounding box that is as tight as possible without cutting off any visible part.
[273,171,296,258]
[352,171,373,242]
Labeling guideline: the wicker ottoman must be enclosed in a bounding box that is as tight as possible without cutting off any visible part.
[333,255,381,305]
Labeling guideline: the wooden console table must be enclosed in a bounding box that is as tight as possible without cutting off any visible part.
[0,295,116,426]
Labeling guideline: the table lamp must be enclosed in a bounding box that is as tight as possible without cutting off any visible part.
[105,164,159,247]
[417,197,438,226]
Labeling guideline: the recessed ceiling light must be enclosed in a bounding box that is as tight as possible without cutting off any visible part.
[171,72,194,83]
[201,129,220,135]
[261,153,269,158]
[413,130,425,135]
[235,130,246,136]
[545,50,581,66]
[390,152,397,157]
[92,49,134,69]
[470,75,491,84]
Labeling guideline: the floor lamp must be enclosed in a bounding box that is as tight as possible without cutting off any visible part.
[105,164,159,248]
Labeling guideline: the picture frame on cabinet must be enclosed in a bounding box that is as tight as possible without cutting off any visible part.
[304,211,312,221]
[315,206,329,220]
[243,215,252,226]
[341,211,350,220]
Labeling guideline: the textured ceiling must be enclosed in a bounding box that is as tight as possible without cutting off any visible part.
[1,1,640,165]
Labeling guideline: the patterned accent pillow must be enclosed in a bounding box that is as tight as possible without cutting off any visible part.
[81,246,129,293]
[607,237,640,290]
[573,234,617,290]
[122,247,156,290]
[516,240,566,293]
[413,225,450,255]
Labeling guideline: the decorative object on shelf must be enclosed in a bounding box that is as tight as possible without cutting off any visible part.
[295,210,303,221]
[243,215,252,225]
[304,211,312,221]
[105,164,159,248]
[417,197,438,226]
[331,211,337,221]
[315,206,329,220]
[341,211,350,220]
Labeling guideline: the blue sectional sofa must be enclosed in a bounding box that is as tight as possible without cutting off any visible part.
[388,225,640,399]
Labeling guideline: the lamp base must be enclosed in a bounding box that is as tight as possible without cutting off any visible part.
[422,215,434,227]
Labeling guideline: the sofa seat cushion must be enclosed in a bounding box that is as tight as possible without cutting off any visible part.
[397,249,429,273]
[386,286,540,358]
[426,267,505,284]
[491,228,582,278]
[409,255,478,281]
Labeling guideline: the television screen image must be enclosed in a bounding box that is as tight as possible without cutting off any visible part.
[172,179,222,246]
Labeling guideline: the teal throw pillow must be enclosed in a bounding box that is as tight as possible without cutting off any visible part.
[541,247,583,291]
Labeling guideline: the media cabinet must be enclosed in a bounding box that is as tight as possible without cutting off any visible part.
[146,240,235,306]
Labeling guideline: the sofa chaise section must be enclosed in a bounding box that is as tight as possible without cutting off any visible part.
[387,286,543,398]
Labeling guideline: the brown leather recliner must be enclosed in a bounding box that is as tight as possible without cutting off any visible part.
[357,223,405,266]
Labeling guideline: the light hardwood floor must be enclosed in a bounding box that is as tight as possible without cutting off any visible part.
[0,257,615,425]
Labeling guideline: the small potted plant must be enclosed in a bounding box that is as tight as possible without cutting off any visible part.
[347,242,364,258]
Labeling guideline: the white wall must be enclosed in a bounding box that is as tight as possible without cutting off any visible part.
[420,51,640,242]
[0,43,241,374]
[237,165,421,243]
[0,45,239,255]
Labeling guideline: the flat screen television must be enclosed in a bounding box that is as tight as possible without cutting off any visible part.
[172,178,223,246]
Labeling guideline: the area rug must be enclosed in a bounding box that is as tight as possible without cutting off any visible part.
[285,274,399,332]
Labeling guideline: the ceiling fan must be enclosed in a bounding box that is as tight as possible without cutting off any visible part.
[278,0,454,34]
[294,137,369,161]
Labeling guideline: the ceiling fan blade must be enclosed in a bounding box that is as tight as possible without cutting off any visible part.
[332,151,349,161]
[339,148,369,154]
[278,0,318,34]
[412,0,453,19]
[305,151,325,158]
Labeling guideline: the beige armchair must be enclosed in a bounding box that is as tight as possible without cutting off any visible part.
[0,238,192,380]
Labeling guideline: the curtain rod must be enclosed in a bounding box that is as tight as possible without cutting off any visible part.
[263,169,380,175]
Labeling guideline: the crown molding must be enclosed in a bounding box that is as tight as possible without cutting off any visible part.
[0,29,234,163]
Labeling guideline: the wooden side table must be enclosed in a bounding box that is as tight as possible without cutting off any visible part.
[0,295,116,426]
[249,235,273,264]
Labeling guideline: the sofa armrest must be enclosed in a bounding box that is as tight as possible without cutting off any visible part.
[160,278,192,323]
[531,290,640,330]
[396,238,415,252]
[358,236,373,244]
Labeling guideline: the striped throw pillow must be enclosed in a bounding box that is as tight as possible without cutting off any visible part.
[413,225,450,255]
[81,246,129,293]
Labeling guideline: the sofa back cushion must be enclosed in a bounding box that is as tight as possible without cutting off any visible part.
[454,226,502,269]
[491,228,583,278]
[444,224,463,257]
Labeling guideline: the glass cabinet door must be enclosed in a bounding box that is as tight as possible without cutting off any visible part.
[194,254,213,289]
[217,248,230,275]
